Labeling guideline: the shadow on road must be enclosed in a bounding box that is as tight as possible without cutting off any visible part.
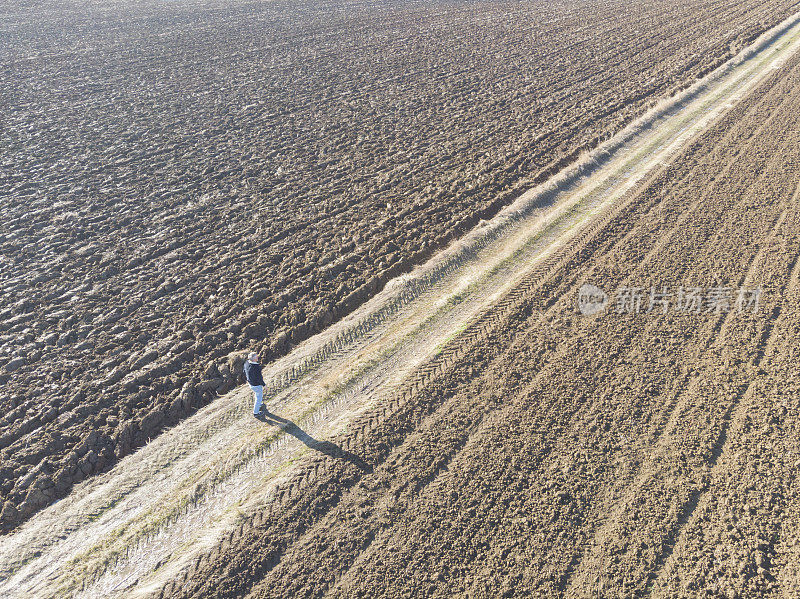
[257,411,373,473]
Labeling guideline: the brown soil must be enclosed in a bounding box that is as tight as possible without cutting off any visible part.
[3,0,799,533]
[155,40,800,598]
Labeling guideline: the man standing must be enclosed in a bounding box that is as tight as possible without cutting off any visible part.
[244,352,266,416]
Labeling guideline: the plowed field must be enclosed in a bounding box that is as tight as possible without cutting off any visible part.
[164,23,800,599]
[4,0,800,532]
[5,6,800,598]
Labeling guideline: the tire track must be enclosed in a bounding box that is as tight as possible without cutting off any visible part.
[644,177,800,596]
[560,85,800,596]
[643,191,800,593]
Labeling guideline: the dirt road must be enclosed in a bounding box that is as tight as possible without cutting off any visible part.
[4,9,800,599]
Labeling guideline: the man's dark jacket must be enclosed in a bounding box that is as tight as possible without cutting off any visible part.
[244,361,265,387]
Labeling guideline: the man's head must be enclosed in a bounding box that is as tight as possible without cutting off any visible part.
[248,352,259,363]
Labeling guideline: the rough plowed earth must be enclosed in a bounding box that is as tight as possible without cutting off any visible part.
[5,7,800,599]
[165,27,800,599]
[4,0,800,530]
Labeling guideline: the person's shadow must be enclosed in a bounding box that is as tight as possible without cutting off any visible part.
[258,411,373,473]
